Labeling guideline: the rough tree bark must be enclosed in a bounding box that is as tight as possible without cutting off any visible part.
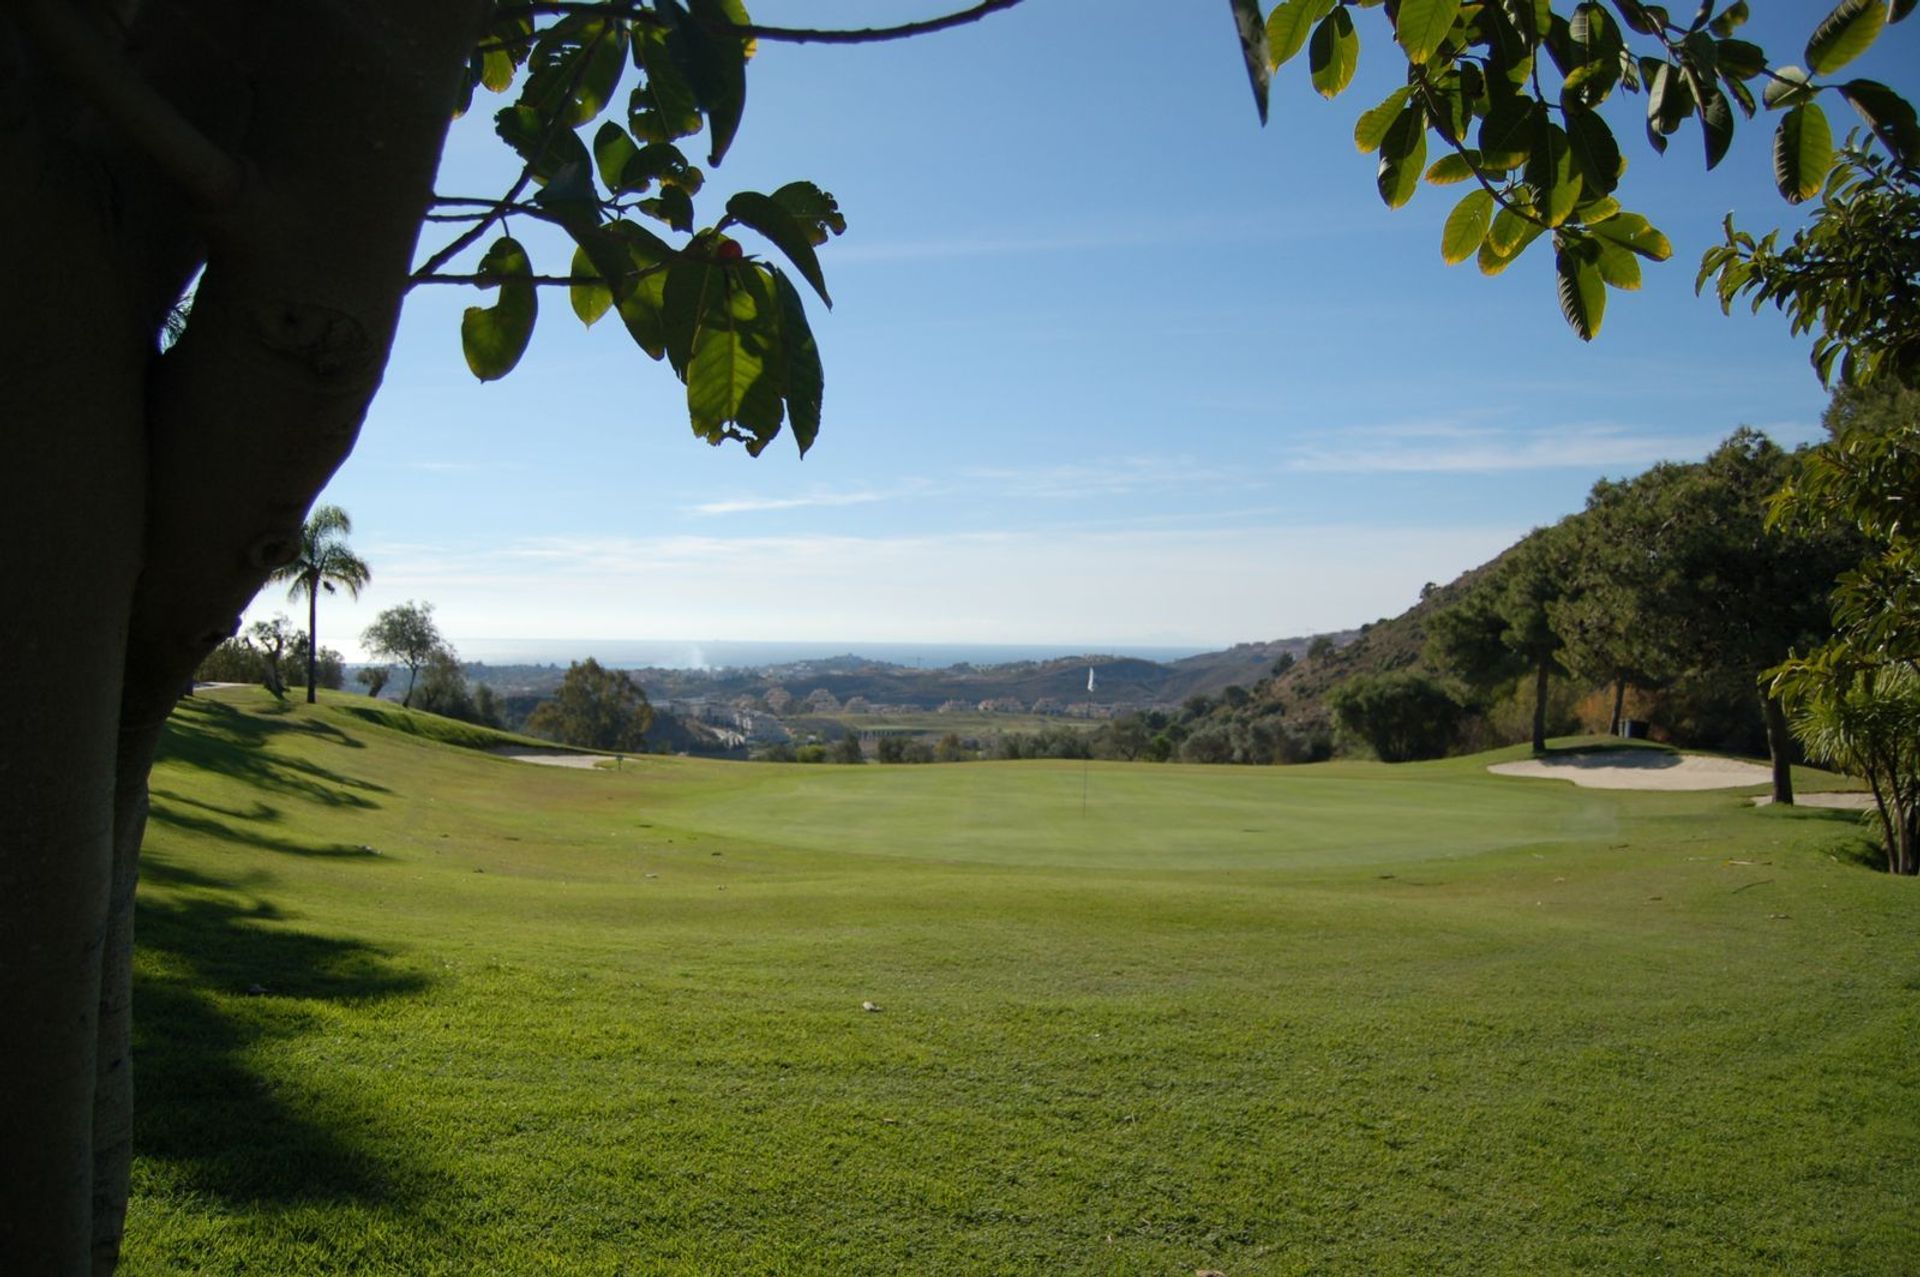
[0,2,485,1271]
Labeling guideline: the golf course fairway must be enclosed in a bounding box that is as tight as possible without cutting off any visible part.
[124,689,1919,1274]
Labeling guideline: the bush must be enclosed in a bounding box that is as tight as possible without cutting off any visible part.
[1327,672,1462,762]
[832,734,866,764]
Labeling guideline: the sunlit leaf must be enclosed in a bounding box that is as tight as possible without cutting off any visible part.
[1806,0,1887,74]
[726,191,832,306]
[1267,0,1336,68]
[1355,87,1412,153]
[1441,188,1494,264]
[1308,7,1359,99]
[1395,0,1462,65]
[460,237,536,380]
[1773,102,1834,202]
[1840,79,1920,168]
[569,245,612,327]
[1555,238,1606,339]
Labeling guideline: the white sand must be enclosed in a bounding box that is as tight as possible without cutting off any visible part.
[490,746,614,770]
[1489,751,1777,790]
[1490,752,1874,807]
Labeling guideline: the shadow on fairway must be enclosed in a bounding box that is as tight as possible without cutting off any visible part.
[134,856,435,1208]
[160,700,388,809]
[147,796,383,860]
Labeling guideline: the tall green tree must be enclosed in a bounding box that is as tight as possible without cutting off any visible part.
[2,2,1912,1269]
[269,505,371,705]
[1551,476,1680,732]
[1429,524,1576,753]
[525,657,654,751]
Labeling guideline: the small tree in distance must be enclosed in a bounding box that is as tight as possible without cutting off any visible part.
[361,602,447,709]
[269,505,371,704]
[526,659,654,752]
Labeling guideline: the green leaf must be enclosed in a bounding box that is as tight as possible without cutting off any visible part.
[1355,86,1412,153]
[1894,0,1916,22]
[593,122,640,192]
[1308,7,1359,99]
[569,245,612,327]
[631,28,703,142]
[663,257,723,375]
[1478,95,1536,170]
[1840,79,1920,168]
[642,185,696,233]
[770,182,848,247]
[769,268,823,456]
[1590,211,1672,260]
[479,45,519,94]
[460,237,537,381]
[1593,238,1642,289]
[1806,0,1887,74]
[1525,121,1580,227]
[1267,0,1336,68]
[1709,0,1749,36]
[1773,102,1834,202]
[1424,151,1479,184]
[1477,214,1543,275]
[1566,107,1623,194]
[725,191,832,307]
[1488,204,1535,255]
[1395,0,1462,65]
[610,231,671,360]
[1763,66,1815,109]
[1555,239,1606,339]
[1716,38,1765,80]
[1228,0,1273,123]
[1441,188,1494,264]
[494,105,591,184]
[1376,107,1428,208]
[687,265,784,445]
[1699,82,1735,169]
[522,16,628,127]
[674,0,751,165]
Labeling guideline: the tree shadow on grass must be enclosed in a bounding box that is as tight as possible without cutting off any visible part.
[134,856,437,1209]
[147,799,383,860]
[160,701,388,809]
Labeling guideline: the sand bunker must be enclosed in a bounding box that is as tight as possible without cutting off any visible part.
[491,746,613,770]
[1489,751,1778,791]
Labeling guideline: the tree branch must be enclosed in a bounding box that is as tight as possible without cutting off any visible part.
[488,0,1027,46]
[9,0,243,209]
[734,0,1027,45]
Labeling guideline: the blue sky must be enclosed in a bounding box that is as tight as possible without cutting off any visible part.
[258,1,1919,661]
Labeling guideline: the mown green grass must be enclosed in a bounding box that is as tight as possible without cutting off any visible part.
[126,689,1920,1275]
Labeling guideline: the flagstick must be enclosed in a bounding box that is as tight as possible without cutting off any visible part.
[1082,664,1094,816]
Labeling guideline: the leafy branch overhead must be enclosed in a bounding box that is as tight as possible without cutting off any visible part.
[1245,0,1916,340]
[427,0,848,457]
[431,0,1915,457]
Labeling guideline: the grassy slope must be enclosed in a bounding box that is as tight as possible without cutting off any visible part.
[127,689,1919,1275]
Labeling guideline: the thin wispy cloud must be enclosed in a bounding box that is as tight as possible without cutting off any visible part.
[688,488,904,516]
[962,455,1254,500]
[1285,422,1740,475]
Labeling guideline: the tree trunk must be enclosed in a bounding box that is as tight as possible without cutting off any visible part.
[2,5,485,1270]
[1532,658,1550,754]
[1611,676,1627,736]
[306,576,320,703]
[1760,688,1794,806]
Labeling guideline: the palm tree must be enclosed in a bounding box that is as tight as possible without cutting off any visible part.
[270,505,371,704]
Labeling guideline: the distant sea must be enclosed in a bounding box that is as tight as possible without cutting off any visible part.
[458,639,1213,671]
